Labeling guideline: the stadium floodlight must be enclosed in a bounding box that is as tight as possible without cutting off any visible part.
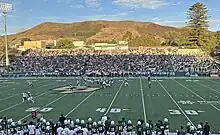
[0,1,12,66]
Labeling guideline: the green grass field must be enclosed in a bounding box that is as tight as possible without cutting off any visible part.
[0,77,220,133]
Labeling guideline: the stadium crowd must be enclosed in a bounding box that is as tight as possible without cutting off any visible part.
[5,49,218,76]
[0,114,211,135]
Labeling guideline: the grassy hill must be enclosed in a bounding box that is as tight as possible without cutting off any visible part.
[1,20,190,45]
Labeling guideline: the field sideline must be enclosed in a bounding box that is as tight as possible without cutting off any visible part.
[0,77,220,133]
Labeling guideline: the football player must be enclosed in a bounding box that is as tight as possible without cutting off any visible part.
[164,118,169,135]
[45,122,52,135]
[27,81,34,87]
[75,119,80,127]
[126,120,133,135]
[22,92,28,103]
[136,121,143,135]
[9,122,17,135]
[80,120,86,128]
[197,124,203,135]
[116,121,123,135]
[87,118,93,134]
[97,121,104,135]
[27,91,34,103]
[148,81,151,88]
[144,123,151,135]
[124,78,130,86]
[16,120,24,135]
[148,75,151,81]
[91,122,98,135]
[109,121,116,135]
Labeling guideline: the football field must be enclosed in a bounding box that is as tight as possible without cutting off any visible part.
[0,77,220,133]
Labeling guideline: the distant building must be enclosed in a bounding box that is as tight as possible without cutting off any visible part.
[94,43,108,46]
[118,41,128,45]
[73,41,85,47]
[23,41,45,49]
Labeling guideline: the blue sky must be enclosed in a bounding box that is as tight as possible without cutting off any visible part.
[0,0,220,35]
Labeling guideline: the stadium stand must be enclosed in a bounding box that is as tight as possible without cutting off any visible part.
[3,48,219,77]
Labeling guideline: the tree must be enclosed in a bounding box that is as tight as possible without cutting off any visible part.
[216,31,220,46]
[55,39,75,49]
[122,31,133,42]
[187,2,209,47]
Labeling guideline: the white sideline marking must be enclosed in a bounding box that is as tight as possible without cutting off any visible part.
[196,82,220,95]
[0,88,16,94]
[20,94,68,120]
[207,79,220,85]
[139,77,147,126]
[172,79,220,112]
[65,91,96,117]
[0,91,50,113]
[104,80,125,115]
[156,79,196,128]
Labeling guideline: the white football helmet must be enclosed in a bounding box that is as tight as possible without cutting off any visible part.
[81,120,85,124]
[137,121,141,125]
[76,119,80,123]
[111,121,115,125]
[88,118,92,122]
[67,120,71,124]
[46,122,50,126]
[98,121,102,125]
[190,126,195,131]
[146,123,149,127]
[43,119,46,123]
[11,122,15,126]
[64,120,68,125]
[128,120,132,124]
[187,122,191,126]
[17,120,21,125]
[93,122,97,126]
[164,118,168,123]
[46,126,50,130]
[197,124,202,129]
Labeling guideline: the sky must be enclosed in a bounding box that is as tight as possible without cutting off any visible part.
[0,0,220,35]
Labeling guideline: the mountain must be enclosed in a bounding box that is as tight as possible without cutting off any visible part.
[3,20,189,45]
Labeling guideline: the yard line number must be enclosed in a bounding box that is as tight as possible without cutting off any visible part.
[169,109,204,115]
[96,108,125,113]
[25,107,53,112]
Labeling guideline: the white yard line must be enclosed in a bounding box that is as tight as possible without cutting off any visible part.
[207,79,220,85]
[0,88,15,94]
[156,79,196,128]
[196,82,220,95]
[104,79,125,115]
[0,91,50,113]
[65,91,96,117]
[20,94,68,121]
[172,79,220,112]
[139,77,147,126]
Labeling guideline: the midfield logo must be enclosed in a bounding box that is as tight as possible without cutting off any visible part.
[53,85,100,93]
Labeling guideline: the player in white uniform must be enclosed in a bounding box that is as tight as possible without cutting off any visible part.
[125,78,130,86]
[27,91,34,103]
[22,92,28,103]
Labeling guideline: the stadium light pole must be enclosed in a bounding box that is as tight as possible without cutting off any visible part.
[0,2,12,66]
